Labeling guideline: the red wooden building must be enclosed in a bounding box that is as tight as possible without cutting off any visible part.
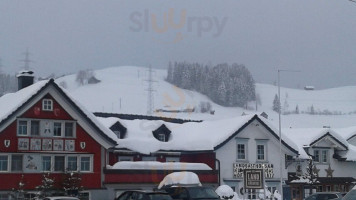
[0,73,117,200]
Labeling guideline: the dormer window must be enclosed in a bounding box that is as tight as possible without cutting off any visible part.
[152,124,171,142]
[109,121,127,139]
[158,133,166,142]
[42,99,53,111]
[114,131,121,139]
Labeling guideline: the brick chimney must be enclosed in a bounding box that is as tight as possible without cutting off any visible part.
[16,70,34,90]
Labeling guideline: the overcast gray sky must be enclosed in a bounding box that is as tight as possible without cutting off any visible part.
[0,0,355,89]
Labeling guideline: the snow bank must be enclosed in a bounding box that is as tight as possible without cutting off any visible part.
[158,172,202,189]
[215,185,234,199]
[108,161,212,170]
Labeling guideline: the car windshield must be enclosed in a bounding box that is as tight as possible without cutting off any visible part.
[186,187,219,199]
[148,194,173,200]
[343,190,356,200]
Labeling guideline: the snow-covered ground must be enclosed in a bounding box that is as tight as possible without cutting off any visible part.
[56,66,356,129]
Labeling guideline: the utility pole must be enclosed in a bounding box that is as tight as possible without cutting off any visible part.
[145,65,157,115]
[277,69,300,200]
[19,48,34,70]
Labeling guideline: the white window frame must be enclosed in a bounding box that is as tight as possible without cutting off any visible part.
[18,119,76,138]
[42,156,52,172]
[40,154,92,173]
[0,155,9,172]
[255,139,268,162]
[18,120,29,136]
[158,133,166,142]
[314,149,321,163]
[237,143,246,160]
[42,99,53,111]
[54,155,65,172]
[53,121,63,137]
[64,122,75,138]
[11,154,23,172]
[321,150,329,163]
[256,144,266,161]
[80,156,93,172]
[67,156,78,172]
[30,120,40,136]
[236,138,249,161]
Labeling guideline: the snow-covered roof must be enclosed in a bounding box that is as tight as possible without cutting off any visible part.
[335,126,356,141]
[97,114,299,155]
[0,79,117,148]
[283,128,350,159]
[107,161,212,170]
[0,80,48,124]
[337,144,356,161]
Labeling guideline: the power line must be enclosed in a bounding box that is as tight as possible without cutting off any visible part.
[19,48,34,70]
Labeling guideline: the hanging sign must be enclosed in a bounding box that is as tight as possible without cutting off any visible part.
[244,169,264,189]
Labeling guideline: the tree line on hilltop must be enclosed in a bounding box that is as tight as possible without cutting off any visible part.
[166,62,256,107]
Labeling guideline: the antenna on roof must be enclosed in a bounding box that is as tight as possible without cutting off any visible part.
[19,48,34,70]
[145,65,157,115]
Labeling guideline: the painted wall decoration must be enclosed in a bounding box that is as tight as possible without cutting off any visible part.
[18,138,29,150]
[4,140,10,148]
[33,106,41,115]
[65,140,75,151]
[41,120,53,137]
[30,139,41,150]
[42,139,52,151]
[53,140,63,151]
[24,154,40,173]
[80,142,86,149]
[233,163,274,178]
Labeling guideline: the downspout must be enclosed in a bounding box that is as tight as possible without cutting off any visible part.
[215,158,221,186]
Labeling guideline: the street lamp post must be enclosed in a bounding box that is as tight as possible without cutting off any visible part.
[278,69,300,200]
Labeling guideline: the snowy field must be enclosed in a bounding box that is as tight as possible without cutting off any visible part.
[56,66,356,129]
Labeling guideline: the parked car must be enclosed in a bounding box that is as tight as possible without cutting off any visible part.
[115,190,173,200]
[42,197,79,200]
[163,186,220,200]
[343,186,356,200]
[304,192,343,200]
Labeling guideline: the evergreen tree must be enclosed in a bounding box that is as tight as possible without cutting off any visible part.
[62,171,82,196]
[303,158,319,195]
[272,94,281,113]
[166,61,173,82]
[217,81,227,105]
[10,174,26,200]
[36,173,55,198]
[296,105,299,114]
[310,105,315,115]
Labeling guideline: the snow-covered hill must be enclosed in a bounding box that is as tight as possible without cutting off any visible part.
[56,66,356,128]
